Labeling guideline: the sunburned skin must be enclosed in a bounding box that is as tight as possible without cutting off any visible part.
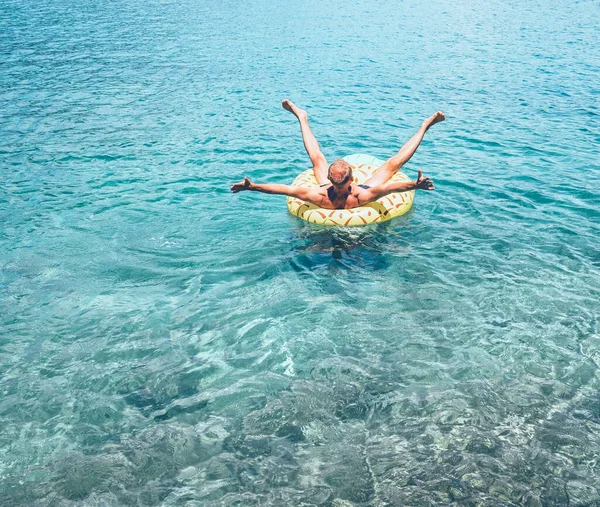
[231,100,444,210]
[230,169,434,210]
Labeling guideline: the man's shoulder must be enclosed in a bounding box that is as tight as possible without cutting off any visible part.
[354,184,374,196]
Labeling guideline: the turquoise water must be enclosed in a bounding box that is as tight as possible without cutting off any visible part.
[1,0,599,504]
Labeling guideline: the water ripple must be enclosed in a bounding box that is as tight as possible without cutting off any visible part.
[1,0,600,504]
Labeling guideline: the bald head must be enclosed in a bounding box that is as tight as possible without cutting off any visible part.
[327,159,352,186]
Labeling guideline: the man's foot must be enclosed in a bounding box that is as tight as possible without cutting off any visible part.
[282,99,307,121]
[423,111,445,129]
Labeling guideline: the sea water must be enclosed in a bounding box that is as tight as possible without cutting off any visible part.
[1,0,599,504]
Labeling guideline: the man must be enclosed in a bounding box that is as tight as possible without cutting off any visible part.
[230,100,445,210]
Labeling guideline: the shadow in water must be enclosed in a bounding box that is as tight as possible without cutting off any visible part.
[285,209,416,275]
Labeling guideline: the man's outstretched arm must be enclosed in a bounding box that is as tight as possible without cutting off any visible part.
[231,177,324,206]
[359,169,435,204]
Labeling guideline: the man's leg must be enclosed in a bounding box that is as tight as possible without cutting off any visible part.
[282,99,329,184]
[364,112,445,187]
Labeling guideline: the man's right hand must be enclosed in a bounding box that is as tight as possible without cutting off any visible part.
[231,177,253,193]
[415,169,435,191]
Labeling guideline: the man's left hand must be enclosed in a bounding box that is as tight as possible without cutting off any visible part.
[231,177,253,193]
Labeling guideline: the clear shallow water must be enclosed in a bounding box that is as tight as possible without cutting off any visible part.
[1,0,599,504]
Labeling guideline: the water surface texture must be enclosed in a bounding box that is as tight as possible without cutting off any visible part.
[1,0,600,505]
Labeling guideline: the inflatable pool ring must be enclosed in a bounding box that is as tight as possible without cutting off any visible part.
[287,153,414,226]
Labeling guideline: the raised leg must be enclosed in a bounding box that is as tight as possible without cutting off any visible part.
[364,111,445,187]
[282,99,329,184]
